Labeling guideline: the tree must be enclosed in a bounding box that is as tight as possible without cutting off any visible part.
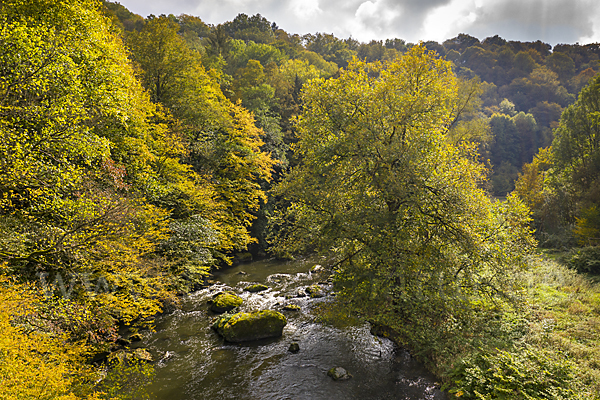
[0,274,96,399]
[204,24,232,59]
[514,51,537,73]
[302,33,356,68]
[552,73,600,243]
[489,113,520,167]
[0,0,193,326]
[127,15,275,253]
[223,13,276,44]
[127,16,198,104]
[443,33,480,53]
[546,51,576,84]
[273,46,534,346]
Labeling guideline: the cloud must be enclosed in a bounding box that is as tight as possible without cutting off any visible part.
[465,0,598,45]
[305,0,453,42]
[289,0,322,19]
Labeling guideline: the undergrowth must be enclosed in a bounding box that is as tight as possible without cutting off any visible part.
[447,254,600,399]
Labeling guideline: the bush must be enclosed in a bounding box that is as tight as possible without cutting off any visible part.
[449,346,579,399]
[565,246,600,274]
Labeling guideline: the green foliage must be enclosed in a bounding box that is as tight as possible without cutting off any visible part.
[547,52,576,84]
[564,246,600,274]
[519,71,600,245]
[302,33,356,68]
[160,215,218,289]
[102,1,144,32]
[228,39,286,73]
[274,46,535,368]
[222,13,276,44]
[450,346,578,399]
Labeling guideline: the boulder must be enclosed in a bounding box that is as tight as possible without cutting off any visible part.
[211,291,243,313]
[245,284,269,293]
[310,264,324,272]
[327,366,352,380]
[282,304,301,311]
[132,348,153,362]
[288,342,300,353]
[305,284,324,298]
[212,310,287,342]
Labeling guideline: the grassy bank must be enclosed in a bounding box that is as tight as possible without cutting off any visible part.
[444,253,600,399]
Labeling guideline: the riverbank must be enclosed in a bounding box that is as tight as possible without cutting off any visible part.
[325,253,600,399]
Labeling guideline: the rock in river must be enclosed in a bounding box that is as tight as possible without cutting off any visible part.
[210,291,243,313]
[327,366,352,380]
[305,284,324,298]
[132,348,153,362]
[212,310,287,342]
[288,342,300,353]
[244,283,269,293]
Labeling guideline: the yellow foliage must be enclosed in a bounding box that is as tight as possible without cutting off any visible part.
[574,206,600,245]
[0,274,99,400]
[514,147,553,211]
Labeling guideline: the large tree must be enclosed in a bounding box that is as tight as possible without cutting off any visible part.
[273,45,534,345]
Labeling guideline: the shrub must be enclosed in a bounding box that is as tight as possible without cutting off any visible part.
[565,246,600,274]
[449,346,579,399]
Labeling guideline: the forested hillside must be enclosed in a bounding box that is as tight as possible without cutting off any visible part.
[1,0,600,398]
[102,1,600,247]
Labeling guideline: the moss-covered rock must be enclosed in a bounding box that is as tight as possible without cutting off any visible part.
[245,284,269,293]
[212,310,287,342]
[282,304,301,311]
[211,291,243,313]
[327,366,351,380]
[305,284,324,298]
[132,348,153,362]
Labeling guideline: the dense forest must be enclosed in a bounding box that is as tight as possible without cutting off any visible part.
[1,0,600,398]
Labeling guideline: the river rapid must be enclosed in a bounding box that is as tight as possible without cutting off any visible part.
[144,257,448,400]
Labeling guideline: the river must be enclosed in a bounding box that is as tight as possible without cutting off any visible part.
[143,257,448,399]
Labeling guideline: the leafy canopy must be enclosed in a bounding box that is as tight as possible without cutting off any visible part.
[274,45,535,337]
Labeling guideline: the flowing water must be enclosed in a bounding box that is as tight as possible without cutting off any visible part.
[144,257,448,400]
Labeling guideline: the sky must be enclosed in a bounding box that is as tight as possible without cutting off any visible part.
[114,0,600,46]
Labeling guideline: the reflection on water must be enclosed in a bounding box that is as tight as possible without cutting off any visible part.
[145,258,448,400]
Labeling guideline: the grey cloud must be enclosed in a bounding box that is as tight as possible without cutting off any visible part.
[307,0,453,40]
[467,0,598,45]
[386,0,452,36]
